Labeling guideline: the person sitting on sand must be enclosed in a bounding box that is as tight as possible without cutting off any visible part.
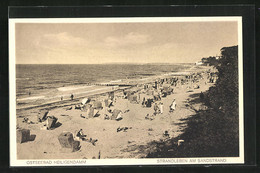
[22,117,33,124]
[169,99,176,112]
[76,129,87,140]
[154,103,159,115]
[80,114,86,118]
[163,130,170,138]
[104,114,110,120]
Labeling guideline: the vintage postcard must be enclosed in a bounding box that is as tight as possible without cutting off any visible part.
[9,17,243,166]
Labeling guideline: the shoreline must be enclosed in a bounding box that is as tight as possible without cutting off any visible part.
[15,65,215,159]
[16,65,209,111]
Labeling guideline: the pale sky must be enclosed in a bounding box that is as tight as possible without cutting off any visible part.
[15,21,238,64]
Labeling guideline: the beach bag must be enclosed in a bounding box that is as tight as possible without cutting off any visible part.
[17,129,30,143]
[46,116,58,129]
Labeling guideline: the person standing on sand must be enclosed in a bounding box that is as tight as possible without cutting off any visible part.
[142,97,146,107]
[154,103,159,115]
[71,94,74,100]
[169,99,176,112]
[159,102,164,114]
[200,91,204,101]
[61,96,63,101]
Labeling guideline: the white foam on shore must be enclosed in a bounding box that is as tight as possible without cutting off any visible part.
[74,86,115,95]
[109,79,122,83]
[53,86,114,99]
[138,78,150,81]
[16,77,30,80]
[17,96,45,101]
[57,85,94,91]
[164,72,192,76]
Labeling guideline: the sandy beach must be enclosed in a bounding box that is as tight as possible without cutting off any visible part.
[16,65,215,159]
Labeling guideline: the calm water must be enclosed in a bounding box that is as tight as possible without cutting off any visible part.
[16,64,191,97]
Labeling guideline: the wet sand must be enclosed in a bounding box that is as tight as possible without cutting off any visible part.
[16,66,214,159]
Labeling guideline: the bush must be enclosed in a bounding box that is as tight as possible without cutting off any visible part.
[146,46,239,158]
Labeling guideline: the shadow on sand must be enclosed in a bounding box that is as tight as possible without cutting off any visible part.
[123,92,239,158]
[51,122,62,129]
[28,134,36,142]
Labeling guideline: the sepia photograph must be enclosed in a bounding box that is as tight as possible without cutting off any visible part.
[9,17,243,166]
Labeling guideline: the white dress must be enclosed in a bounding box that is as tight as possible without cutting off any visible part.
[159,104,163,114]
[171,101,176,110]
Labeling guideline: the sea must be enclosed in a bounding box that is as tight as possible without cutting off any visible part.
[15,64,192,108]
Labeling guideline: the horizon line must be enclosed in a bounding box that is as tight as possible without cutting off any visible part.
[16,62,196,65]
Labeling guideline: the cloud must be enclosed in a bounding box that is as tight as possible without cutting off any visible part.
[35,32,87,49]
[104,32,151,48]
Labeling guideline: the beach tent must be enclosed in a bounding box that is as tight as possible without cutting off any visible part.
[139,93,146,102]
[126,91,132,98]
[146,99,153,107]
[123,90,134,99]
[153,92,161,101]
[146,90,154,95]
[58,132,80,152]
[111,109,122,120]
[144,95,154,107]
[37,110,49,122]
[104,99,113,107]
[146,95,154,100]
[87,107,99,118]
[17,129,30,143]
[81,104,91,112]
[108,92,114,100]
[128,95,138,104]
[93,101,103,109]
[161,86,173,96]
[87,107,94,118]
[115,112,123,121]
[81,98,90,105]
[162,84,171,88]
[46,116,58,129]
[93,110,99,117]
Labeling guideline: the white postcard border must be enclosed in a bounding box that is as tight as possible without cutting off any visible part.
[9,17,244,166]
